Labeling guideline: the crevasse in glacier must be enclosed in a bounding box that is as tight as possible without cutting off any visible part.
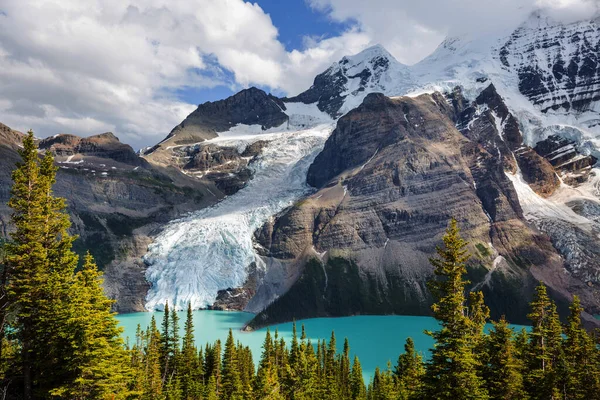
[144,109,333,311]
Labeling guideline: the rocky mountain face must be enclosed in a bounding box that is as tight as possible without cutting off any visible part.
[500,13,600,120]
[0,123,222,312]
[39,132,144,166]
[286,45,414,118]
[247,87,600,328]
[145,87,287,162]
[141,87,287,195]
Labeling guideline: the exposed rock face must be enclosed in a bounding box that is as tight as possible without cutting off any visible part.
[500,13,600,121]
[249,91,598,328]
[39,132,143,166]
[142,88,281,197]
[0,124,24,238]
[181,140,269,195]
[0,122,24,150]
[534,135,598,185]
[210,262,264,311]
[145,87,287,159]
[0,123,221,312]
[448,85,560,198]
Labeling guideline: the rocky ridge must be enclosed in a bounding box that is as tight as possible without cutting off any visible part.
[247,87,600,328]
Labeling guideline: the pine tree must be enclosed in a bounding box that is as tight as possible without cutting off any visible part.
[221,329,242,399]
[483,317,526,400]
[206,374,218,400]
[50,252,132,399]
[394,338,424,399]
[423,218,489,399]
[524,283,563,400]
[161,301,172,382]
[237,344,254,399]
[4,131,58,397]
[323,331,341,399]
[340,338,351,400]
[562,296,600,399]
[165,375,183,400]
[350,356,367,400]
[2,132,133,398]
[369,364,398,400]
[180,303,202,399]
[255,329,283,399]
[144,316,164,399]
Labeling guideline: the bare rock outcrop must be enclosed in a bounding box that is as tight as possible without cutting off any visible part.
[247,90,600,329]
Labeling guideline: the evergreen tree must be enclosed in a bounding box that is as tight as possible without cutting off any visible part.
[340,338,351,400]
[394,338,424,399]
[50,252,132,399]
[369,364,398,400]
[562,296,600,399]
[237,344,254,399]
[3,132,130,398]
[255,329,283,399]
[523,283,563,400]
[180,303,202,399]
[221,329,242,399]
[144,316,164,399]
[483,317,526,400]
[350,356,367,400]
[423,218,489,400]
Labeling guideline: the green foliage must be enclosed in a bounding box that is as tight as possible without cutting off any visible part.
[475,243,491,258]
[1,132,132,399]
[423,218,489,400]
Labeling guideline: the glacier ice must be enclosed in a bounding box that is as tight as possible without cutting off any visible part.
[144,123,333,311]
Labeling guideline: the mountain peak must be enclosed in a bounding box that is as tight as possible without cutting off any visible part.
[344,44,397,64]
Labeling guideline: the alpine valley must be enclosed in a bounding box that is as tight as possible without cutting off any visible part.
[3,10,600,330]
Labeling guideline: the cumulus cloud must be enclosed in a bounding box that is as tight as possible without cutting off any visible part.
[0,0,597,147]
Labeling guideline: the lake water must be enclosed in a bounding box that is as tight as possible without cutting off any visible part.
[117,311,441,381]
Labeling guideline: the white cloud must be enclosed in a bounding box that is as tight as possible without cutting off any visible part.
[307,0,598,65]
[0,0,597,148]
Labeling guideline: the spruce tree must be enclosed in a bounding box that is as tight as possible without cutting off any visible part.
[350,356,367,400]
[423,218,489,400]
[50,252,132,399]
[483,317,526,400]
[144,316,164,399]
[180,303,202,399]
[562,296,600,399]
[3,132,131,398]
[221,329,242,399]
[394,338,424,398]
[340,338,351,400]
[255,329,283,399]
[524,283,563,400]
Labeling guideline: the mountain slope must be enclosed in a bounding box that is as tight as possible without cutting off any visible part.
[248,88,599,328]
[0,123,221,312]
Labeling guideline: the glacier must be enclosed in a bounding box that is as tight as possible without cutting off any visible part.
[144,114,333,311]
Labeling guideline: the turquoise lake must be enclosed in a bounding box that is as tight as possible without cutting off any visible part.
[117,311,443,381]
[118,311,529,381]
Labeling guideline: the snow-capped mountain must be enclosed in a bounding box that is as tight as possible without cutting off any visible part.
[102,10,600,325]
[286,44,415,118]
